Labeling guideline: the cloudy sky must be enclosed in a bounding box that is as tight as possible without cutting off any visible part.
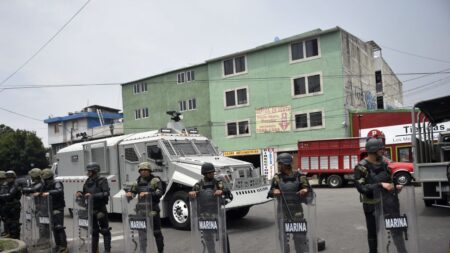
[0,0,449,146]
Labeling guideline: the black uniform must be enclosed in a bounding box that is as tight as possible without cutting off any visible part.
[354,159,407,253]
[129,175,165,253]
[192,178,231,253]
[0,180,22,239]
[42,178,67,251]
[80,175,111,253]
[268,171,311,253]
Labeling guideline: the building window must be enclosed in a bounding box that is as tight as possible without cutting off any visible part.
[226,120,250,137]
[377,96,384,109]
[292,73,322,96]
[177,70,195,84]
[134,108,149,120]
[179,98,197,112]
[224,87,248,108]
[291,38,319,61]
[54,124,60,134]
[295,110,324,129]
[72,121,78,130]
[375,70,383,93]
[223,55,247,76]
[134,82,148,94]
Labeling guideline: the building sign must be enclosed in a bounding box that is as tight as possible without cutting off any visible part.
[261,148,276,180]
[256,106,291,133]
[223,149,260,157]
[361,122,450,145]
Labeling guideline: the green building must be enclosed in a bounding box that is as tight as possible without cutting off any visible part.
[121,27,402,176]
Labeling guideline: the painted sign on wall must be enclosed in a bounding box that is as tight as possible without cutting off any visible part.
[256,105,291,133]
[361,122,450,145]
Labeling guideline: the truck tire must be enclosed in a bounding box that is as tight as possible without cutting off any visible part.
[394,172,412,185]
[327,175,343,188]
[168,191,190,230]
[227,206,251,220]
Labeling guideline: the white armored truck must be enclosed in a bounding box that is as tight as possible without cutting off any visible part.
[54,113,270,229]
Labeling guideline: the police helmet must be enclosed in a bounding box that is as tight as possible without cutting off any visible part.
[0,170,5,179]
[86,162,100,173]
[201,163,215,175]
[41,168,54,180]
[29,168,42,179]
[5,170,16,178]
[277,153,293,165]
[365,138,385,153]
[138,162,152,172]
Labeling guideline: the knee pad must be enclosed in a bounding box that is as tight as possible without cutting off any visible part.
[100,227,111,235]
[54,224,65,231]
[96,212,105,219]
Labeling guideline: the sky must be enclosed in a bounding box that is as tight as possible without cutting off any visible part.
[0,0,449,147]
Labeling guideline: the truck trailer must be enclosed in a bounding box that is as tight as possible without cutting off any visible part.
[54,114,271,229]
[411,95,450,208]
[298,136,414,188]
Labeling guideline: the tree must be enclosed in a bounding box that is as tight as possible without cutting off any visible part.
[0,125,48,175]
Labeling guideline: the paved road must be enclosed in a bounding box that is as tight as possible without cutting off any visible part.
[63,185,450,253]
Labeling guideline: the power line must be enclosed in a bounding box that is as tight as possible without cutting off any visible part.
[0,106,43,122]
[381,45,450,64]
[0,0,91,89]
[1,71,450,90]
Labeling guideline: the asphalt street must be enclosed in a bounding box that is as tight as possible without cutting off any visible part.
[63,185,450,253]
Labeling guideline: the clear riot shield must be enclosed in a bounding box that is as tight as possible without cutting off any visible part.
[190,189,228,253]
[122,194,157,253]
[32,195,55,252]
[275,191,318,253]
[375,185,419,253]
[21,195,38,247]
[72,194,93,253]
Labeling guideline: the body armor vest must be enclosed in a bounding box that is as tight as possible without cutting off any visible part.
[278,172,301,203]
[198,180,217,215]
[42,180,65,209]
[83,176,108,207]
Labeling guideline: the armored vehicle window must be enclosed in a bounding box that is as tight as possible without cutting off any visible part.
[194,140,218,155]
[171,141,197,156]
[163,141,176,156]
[147,145,163,160]
[125,147,139,162]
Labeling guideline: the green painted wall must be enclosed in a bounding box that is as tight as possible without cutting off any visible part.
[207,31,347,152]
[122,64,212,138]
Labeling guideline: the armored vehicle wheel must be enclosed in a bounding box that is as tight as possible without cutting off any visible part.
[168,191,190,230]
[327,174,343,188]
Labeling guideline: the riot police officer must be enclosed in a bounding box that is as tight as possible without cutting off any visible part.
[22,168,44,196]
[189,162,231,253]
[0,170,22,239]
[126,162,165,253]
[76,162,111,253]
[353,138,406,253]
[41,168,68,253]
[267,153,311,253]
[0,171,6,236]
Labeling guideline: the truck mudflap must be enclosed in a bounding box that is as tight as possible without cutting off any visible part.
[226,184,271,209]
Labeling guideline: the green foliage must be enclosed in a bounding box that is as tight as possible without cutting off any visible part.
[0,124,48,175]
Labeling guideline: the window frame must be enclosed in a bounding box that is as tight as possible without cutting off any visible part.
[222,55,248,77]
[289,37,321,64]
[223,86,249,109]
[179,98,197,112]
[225,119,251,138]
[293,109,325,131]
[291,72,323,98]
[133,82,148,94]
[177,70,195,84]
